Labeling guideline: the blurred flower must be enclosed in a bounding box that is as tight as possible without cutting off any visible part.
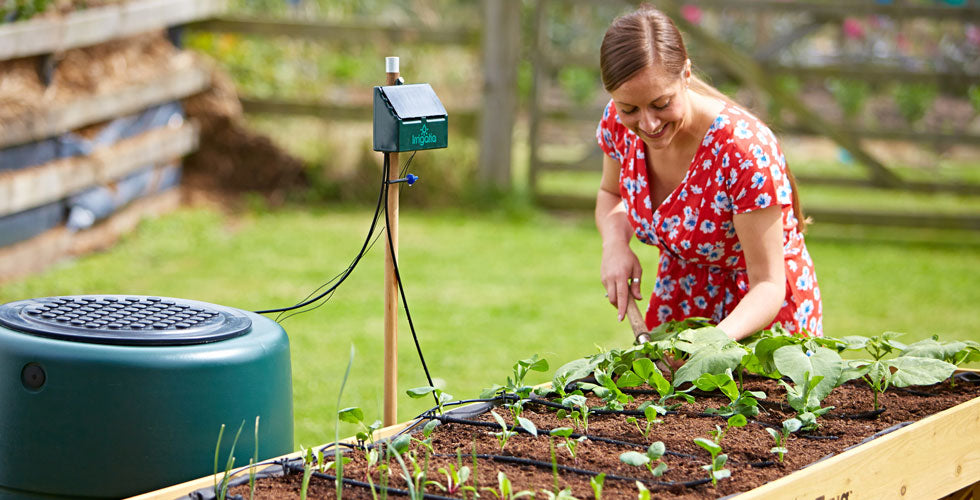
[680,5,702,25]
[843,18,864,40]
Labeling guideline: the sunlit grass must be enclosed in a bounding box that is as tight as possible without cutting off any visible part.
[2,204,978,449]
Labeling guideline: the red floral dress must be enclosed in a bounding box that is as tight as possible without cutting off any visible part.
[596,100,823,336]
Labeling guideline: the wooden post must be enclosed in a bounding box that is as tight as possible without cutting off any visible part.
[383,56,400,427]
[478,0,521,189]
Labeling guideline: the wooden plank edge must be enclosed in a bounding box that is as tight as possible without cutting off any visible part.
[125,419,417,500]
[0,55,211,149]
[0,122,199,217]
[0,189,181,283]
[734,394,980,499]
[188,16,478,45]
[0,0,226,61]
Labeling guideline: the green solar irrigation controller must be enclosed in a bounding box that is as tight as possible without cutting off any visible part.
[373,72,448,153]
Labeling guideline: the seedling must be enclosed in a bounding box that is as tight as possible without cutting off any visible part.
[839,335,956,411]
[766,418,802,463]
[589,473,606,500]
[549,427,586,458]
[491,410,518,451]
[636,480,652,500]
[899,336,978,387]
[694,369,766,418]
[619,441,668,477]
[538,488,577,499]
[617,357,693,408]
[481,354,549,400]
[248,416,259,500]
[426,463,475,497]
[556,394,590,432]
[406,386,454,415]
[338,407,383,447]
[580,368,633,410]
[694,414,745,485]
[299,446,315,500]
[481,471,535,499]
[212,421,245,500]
[626,402,663,438]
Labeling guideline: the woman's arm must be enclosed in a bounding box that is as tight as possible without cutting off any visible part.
[596,154,643,321]
[717,205,786,340]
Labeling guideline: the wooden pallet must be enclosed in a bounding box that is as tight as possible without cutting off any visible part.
[0,0,226,61]
[0,122,198,218]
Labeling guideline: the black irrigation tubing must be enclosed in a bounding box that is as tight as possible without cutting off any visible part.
[283,461,459,500]
[432,452,714,490]
[487,393,674,417]
[422,414,783,468]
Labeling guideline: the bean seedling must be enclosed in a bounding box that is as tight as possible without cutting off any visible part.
[694,369,766,418]
[549,427,586,458]
[619,441,668,477]
[694,414,746,485]
[490,410,518,451]
[626,402,663,438]
[589,473,605,500]
[406,386,454,415]
[766,418,802,463]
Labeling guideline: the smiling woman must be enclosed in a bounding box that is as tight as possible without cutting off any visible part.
[594,4,819,341]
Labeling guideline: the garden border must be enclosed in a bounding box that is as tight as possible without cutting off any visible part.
[127,370,980,499]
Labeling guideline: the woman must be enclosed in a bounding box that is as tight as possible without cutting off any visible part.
[595,5,821,339]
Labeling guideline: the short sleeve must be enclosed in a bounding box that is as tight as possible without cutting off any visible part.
[724,118,794,215]
[596,99,625,163]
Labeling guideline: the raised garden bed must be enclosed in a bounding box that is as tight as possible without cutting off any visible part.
[142,329,980,499]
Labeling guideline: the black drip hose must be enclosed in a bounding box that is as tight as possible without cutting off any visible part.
[283,461,459,500]
[434,453,713,490]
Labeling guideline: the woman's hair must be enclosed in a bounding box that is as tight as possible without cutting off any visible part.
[599,4,808,233]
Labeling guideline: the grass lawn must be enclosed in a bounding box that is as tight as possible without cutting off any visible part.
[1,204,978,449]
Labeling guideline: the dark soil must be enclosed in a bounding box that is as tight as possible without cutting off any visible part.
[227,375,980,499]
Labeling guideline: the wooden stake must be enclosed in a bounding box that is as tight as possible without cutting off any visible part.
[383,56,400,427]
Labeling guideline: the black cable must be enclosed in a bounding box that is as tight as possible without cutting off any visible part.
[382,151,436,396]
[254,151,390,315]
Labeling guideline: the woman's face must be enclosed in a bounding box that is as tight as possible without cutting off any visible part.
[609,63,690,151]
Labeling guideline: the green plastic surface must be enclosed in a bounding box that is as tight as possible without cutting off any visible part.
[0,311,293,499]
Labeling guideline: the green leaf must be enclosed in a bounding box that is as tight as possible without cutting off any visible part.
[550,427,574,438]
[480,384,505,399]
[727,414,747,428]
[765,428,780,440]
[770,446,788,455]
[711,468,731,480]
[422,419,441,437]
[632,358,659,381]
[490,410,507,430]
[652,461,668,477]
[619,451,651,467]
[406,386,436,398]
[646,441,665,459]
[636,480,651,500]
[616,370,644,388]
[526,357,549,372]
[553,358,597,388]
[390,434,411,455]
[713,453,728,469]
[840,336,870,351]
[517,416,537,437]
[337,407,364,424]
[673,344,745,387]
[901,339,966,362]
[644,405,663,421]
[751,336,796,376]
[773,345,842,404]
[694,437,721,456]
[886,356,956,387]
[694,371,739,402]
[783,418,802,433]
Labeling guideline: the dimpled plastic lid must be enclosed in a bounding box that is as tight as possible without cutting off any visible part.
[0,295,252,345]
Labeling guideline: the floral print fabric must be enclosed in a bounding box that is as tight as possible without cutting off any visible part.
[596,100,822,336]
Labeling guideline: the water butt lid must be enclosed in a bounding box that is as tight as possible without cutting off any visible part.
[0,295,252,346]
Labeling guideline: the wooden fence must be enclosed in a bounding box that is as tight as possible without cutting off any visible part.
[527,0,980,230]
[0,0,223,281]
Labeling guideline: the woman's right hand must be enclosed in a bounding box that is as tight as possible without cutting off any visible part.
[600,241,644,321]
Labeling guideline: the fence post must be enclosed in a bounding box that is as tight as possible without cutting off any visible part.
[479,0,521,190]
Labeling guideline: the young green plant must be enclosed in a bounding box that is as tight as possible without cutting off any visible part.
[481,471,535,500]
[766,418,802,463]
[694,414,746,485]
[619,441,668,477]
[549,427,586,458]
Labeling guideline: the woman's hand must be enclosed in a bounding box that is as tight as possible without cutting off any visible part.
[601,240,643,321]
